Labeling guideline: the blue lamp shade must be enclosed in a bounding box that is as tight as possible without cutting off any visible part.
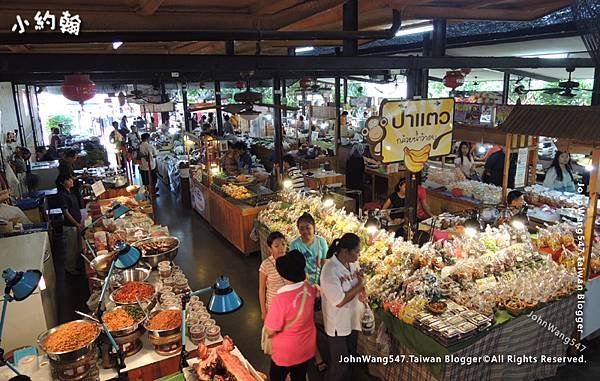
[2,268,42,302]
[208,276,243,314]
[113,241,141,270]
[112,203,131,220]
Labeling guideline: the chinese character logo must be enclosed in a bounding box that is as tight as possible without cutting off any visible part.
[34,10,56,31]
[11,15,30,34]
[59,11,81,36]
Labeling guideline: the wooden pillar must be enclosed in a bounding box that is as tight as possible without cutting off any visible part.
[342,0,358,56]
[502,72,511,105]
[502,133,513,203]
[214,81,223,136]
[335,77,341,154]
[273,75,284,170]
[583,148,600,282]
[182,83,190,132]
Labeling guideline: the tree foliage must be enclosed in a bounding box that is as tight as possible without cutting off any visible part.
[46,114,74,134]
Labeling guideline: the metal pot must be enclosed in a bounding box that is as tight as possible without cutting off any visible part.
[109,263,152,289]
[90,252,116,277]
[144,307,182,338]
[102,306,147,337]
[133,236,179,268]
[37,320,101,362]
[109,281,157,311]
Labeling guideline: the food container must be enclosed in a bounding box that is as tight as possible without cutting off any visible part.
[160,291,176,303]
[110,263,152,289]
[174,278,189,294]
[205,325,221,342]
[158,286,173,300]
[186,318,199,335]
[158,260,171,268]
[37,320,101,362]
[89,252,115,277]
[162,277,176,288]
[162,298,182,309]
[190,325,205,345]
[102,306,146,337]
[109,281,157,310]
[202,319,216,329]
[189,296,200,305]
[133,236,179,268]
[144,307,183,338]
[159,265,172,279]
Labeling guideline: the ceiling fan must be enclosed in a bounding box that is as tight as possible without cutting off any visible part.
[190,77,298,119]
[513,67,592,98]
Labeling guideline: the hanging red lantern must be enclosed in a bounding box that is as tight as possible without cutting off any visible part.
[299,77,311,89]
[460,68,472,76]
[443,71,465,90]
[235,80,245,89]
[62,74,96,104]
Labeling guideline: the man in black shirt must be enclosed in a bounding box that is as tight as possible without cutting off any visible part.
[57,174,83,275]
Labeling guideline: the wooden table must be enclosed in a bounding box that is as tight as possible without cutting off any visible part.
[190,181,264,255]
[425,189,480,215]
[365,167,407,202]
[304,170,346,190]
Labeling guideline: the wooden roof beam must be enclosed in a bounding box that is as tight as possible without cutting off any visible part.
[137,0,166,16]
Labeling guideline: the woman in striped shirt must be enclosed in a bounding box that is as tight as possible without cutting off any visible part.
[259,231,288,354]
[283,154,305,191]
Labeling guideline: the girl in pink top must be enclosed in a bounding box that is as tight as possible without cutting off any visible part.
[265,249,317,381]
[259,231,287,355]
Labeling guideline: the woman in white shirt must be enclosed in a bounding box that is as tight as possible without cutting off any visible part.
[543,151,576,193]
[320,233,365,381]
[454,141,476,180]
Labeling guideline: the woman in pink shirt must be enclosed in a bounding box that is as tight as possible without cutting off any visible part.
[265,250,317,381]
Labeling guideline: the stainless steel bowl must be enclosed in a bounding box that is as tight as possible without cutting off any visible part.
[102,306,147,337]
[144,307,182,338]
[109,281,157,311]
[133,236,179,268]
[109,263,152,289]
[90,252,116,277]
[37,320,101,362]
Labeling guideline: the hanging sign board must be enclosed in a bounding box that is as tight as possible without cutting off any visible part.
[514,147,529,189]
[142,102,175,113]
[362,98,454,172]
[91,180,106,197]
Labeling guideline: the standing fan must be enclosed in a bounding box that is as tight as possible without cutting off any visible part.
[572,0,600,67]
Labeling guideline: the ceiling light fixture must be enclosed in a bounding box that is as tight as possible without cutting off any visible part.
[295,46,314,53]
[395,24,433,37]
[522,53,568,59]
[112,41,123,50]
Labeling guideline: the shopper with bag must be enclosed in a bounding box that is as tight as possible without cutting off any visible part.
[265,250,317,381]
[320,233,365,381]
[259,231,287,355]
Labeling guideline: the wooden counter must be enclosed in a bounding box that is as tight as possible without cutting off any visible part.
[426,189,480,215]
[304,171,346,190]
[365,167,407,202]
[190,180,264,255]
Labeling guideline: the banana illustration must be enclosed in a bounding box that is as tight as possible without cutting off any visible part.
[403,144,431,173]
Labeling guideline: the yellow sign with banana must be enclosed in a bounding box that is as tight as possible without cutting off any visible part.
[362,98,454,172]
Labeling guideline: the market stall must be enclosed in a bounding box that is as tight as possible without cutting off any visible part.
[255,191,583,381]
[187,134,273,255]
[0,187,262,381]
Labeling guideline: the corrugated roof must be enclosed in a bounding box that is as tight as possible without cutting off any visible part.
[499,105,600,142]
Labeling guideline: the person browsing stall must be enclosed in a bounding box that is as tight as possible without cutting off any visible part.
[264,250,317,381]
[289,212,328,286]
[259,231,288,355]
[454,141,477,180]
[139,133,159,195]
[320,233,365,381]
[282,154,305,191]
[57,174,83,276]
[543,151,576,193]
[345,143,365,192]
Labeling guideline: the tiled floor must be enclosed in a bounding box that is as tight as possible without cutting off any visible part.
[53,180,599,380]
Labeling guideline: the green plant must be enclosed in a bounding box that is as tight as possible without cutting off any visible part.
[46,114,74,135]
